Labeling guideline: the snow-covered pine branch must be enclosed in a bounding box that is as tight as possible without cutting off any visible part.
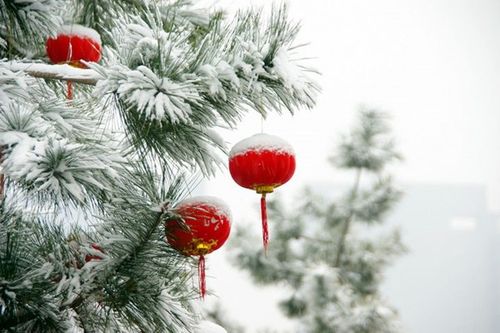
[0,74,125,206]
[0,67,30,105]
[0,1,320,331]
[101,6,319,120]
[0,0,63,57]
[94,64,202,123]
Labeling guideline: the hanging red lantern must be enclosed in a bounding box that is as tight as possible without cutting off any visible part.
[165,196,231,299]
[46,24,102,99]
[229,133,295,252]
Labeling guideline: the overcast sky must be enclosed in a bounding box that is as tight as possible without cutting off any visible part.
[195,0,500,331]
[202,0,500,209]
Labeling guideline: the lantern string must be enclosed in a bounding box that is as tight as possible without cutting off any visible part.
[67,81,73,100]
[198,255,206,299]
[260,193,269,254]
[67,25,74,100]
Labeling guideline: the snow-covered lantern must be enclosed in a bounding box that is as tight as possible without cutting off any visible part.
[46,24,102,67]
[228,133,296,252]
[165,197,231,299]
[46,24,102,98]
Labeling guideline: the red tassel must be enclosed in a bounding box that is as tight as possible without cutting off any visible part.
[198,255,206,299]
[261,194,269,254]
[67,81,73,100]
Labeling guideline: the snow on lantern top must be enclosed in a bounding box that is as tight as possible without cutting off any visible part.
[46,24,102,67]
[57,25,102,44]
[177,196,232,221]
[229,133,295,158]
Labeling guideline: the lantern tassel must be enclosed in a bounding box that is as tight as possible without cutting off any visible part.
[261,193,269,254]
[198,255,206,299]
[67,81,73,100]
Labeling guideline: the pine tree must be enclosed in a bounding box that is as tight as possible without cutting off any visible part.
[230,109,406,333]
[0,1,318,331]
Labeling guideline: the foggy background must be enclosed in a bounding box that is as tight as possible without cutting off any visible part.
[195,0,500,332]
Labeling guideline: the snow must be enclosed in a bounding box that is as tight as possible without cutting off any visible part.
[197,61,240,99]
[4,290,16,300]
[272,47,306,92]
[229,133,295,158]
[57,25,101,44]
[0,68,30,106]
[0,131,31,146]
[178,196,232,220]
[216,60,240,89]
[198,64,225,98]
[2,62,102,83]
[127,23,154,39]
[195,321,227,333]
[202,128,226,149]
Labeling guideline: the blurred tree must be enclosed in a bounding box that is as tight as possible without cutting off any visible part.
[230,108,406,333]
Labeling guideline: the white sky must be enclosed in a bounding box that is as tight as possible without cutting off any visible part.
[203,0,500,208]
[195,0,500,331]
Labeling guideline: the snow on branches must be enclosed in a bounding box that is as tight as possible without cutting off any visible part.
[1,132,123,203]
[95,64,201,123]
[96,6,318,120]
[0,0,63,56]
[0,68,29,106]
[0,72,124,205]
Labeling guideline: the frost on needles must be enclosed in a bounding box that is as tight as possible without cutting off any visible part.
[0,1,318,332]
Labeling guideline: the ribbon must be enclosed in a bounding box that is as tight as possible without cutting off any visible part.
[261,194,269,254]
[198,255,206,299]
[67,80,73,100]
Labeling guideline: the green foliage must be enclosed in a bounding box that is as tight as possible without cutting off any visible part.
[230,108,406,333]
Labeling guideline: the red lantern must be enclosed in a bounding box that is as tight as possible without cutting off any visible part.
[229,133,295,252]
[46,24,102,99]
[165,196,231,299]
